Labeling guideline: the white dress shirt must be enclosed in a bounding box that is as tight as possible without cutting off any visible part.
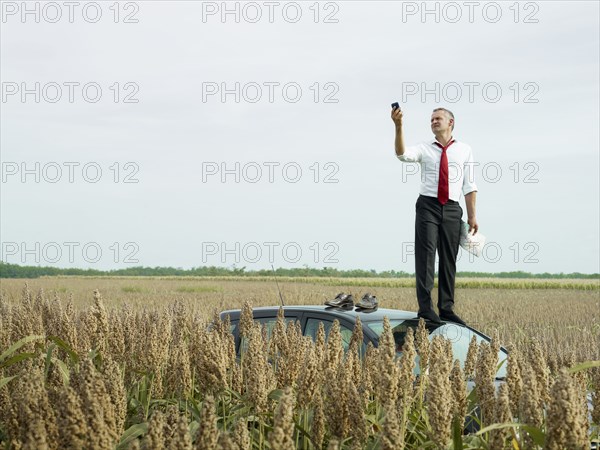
[397,137,478,201]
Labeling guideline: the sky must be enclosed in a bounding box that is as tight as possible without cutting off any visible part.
[1,1,599,274]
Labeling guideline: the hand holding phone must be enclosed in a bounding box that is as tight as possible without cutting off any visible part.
[391,102,403,127]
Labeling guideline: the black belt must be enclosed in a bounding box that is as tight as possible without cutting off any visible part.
[419,194,458,204]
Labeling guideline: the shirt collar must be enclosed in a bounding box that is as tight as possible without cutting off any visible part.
[431,136,456,147]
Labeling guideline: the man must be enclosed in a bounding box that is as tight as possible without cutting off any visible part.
[391,107,478,325]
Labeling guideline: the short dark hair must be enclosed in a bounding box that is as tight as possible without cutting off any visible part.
[432,107,455,130]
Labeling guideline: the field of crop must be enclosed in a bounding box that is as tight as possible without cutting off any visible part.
[1,276,599,449]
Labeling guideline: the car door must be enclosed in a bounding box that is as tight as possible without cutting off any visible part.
[302,312,366,356]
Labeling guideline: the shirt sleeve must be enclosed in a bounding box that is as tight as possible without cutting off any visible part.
[462,145,478,195]
[397,144,422,163]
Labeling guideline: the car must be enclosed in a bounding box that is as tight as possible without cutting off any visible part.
[219,305,600,445]
[219,304,507,379]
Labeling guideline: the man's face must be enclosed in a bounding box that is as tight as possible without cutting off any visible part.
[431,111,453,133]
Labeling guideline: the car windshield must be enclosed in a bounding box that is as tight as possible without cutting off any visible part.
[366,319,507,379]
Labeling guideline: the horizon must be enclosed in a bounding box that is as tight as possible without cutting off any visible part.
[1,260,598,278]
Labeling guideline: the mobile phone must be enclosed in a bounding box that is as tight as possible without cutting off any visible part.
[391,102,400,110]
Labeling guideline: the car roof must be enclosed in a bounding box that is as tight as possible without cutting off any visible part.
[219,305,504,352]
[219,304,420,322]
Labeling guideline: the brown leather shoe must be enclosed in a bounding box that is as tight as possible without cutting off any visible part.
[356,293,378,310]
[325,292,354,307]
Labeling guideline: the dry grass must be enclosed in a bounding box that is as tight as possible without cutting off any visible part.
[1,276,598,361]
[0,277,598,449]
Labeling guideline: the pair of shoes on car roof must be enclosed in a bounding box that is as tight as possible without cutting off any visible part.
[325,292,379,310]
[417,309,466,326]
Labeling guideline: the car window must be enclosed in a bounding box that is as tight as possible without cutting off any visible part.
[365,320,408,352]
[366,319,507,378]
[257,316,300,339]
[237,316,300,353]
[428,323,507,378]
[305,318,354,352]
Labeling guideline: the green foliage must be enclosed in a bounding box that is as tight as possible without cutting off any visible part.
[0,335,44,370]
[116,423,148,450]
[1,334,599,450]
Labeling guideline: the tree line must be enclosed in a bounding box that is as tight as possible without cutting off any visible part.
[0,262,597,279]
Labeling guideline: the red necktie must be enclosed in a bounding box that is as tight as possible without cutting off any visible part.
[434,139,455,205]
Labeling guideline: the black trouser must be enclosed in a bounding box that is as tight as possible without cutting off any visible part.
[414,194,462,314]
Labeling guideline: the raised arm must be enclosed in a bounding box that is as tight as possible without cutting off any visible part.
[391,107,406,157]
